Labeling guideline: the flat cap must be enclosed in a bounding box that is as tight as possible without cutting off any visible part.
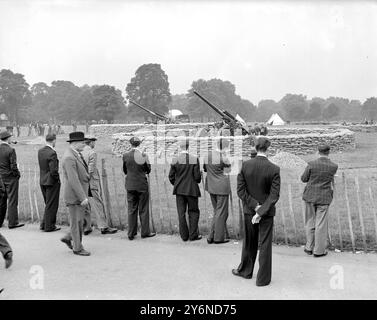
[318,144,330,153]
[45,133,56,142]
[129,136,141,147]
[255,136,271,151]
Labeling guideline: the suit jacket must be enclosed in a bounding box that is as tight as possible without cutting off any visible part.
[0,143,20,180]
[122,149,151,192]
[301,156,338,205]
[62,147,90,205]
[38,145,60,186]
[82,145,100,190]
[168,152,201,197]
[237,155,280,217]
[203,150,231,195]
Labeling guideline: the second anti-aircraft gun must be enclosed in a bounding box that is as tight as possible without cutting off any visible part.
[129,99,172,124]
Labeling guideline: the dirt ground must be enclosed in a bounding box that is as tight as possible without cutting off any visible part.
[1,224,376,300]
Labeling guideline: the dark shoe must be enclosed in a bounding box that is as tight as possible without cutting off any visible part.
[190,235,202,241]
[141,233,156,239]
[8,223,25,229]
[314,252,328,258]
[304,249,313,255]
[73,249,91,256]
[101,227,118,235]
[207,238,214,244]
[40,225,45,231]
[60,238,73,250]
[84,229,92,236]
[128,236,134,240]
[232,269,252,279]
[214,239,230,244]
[256,281,271,287]
[45,227,61,232]
[4,252,13,269]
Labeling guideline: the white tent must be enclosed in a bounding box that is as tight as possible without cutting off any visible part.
[168,109,183,119]
[266,113,285,126]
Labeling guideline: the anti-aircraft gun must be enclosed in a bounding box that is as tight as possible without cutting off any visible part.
[193,91,250,135]
[129,100,172,124]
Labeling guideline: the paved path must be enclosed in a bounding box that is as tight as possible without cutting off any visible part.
[0,224,376,299]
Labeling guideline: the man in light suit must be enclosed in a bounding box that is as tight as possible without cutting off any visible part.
[123,136,155,240]
[82,135,117,235]
[169,138,202,242]
[301,144,338,257]
[233,137,280,287]
[203,138,231,244]
[38,133,61,232]
[60,132,91,256]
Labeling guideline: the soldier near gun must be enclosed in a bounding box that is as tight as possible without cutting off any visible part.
[203,138,231,244]
[82,135,117,235]
[60,132,91,256]
[122,136,156,240]
[0,131,24,229]
[168,138,202,242]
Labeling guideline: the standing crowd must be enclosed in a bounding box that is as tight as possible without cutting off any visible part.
[0,129,338,287]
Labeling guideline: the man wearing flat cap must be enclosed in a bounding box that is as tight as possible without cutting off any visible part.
[301,144,338,258]
[233,136,280,286]
[169,138,202,242]
[38,133,61,232]
[122,136,155,240]
[82,135,117,235]
[0,130,24,229]
[60,132,91,256]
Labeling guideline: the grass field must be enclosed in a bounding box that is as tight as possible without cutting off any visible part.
[10,125,377,252]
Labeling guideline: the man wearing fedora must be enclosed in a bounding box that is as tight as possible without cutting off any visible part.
[233,136,280,286]
[60,132,91,256]
[0,130,24,229]
[122,136,155,240]
[301,144,338,258]
[38,133,61,232]
[82,135,117,235]
[169,138,202,242]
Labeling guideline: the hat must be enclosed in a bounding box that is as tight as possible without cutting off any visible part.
[318,144,330,153]
[255,136,271,151]
[67,131,86,142]
[0,130,12,140]
[129,136,141,147]
[85,134,97,141]
[46,133,56,142]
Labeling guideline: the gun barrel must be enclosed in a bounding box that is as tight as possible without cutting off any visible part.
[193,91,229,119]
[129,99,167,121]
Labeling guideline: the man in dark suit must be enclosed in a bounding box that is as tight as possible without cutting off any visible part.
[169,138,202,242]
[203,138,231,244]
[233,136,280,287]
[0,131,24,229]
[123,136,155,240]
[301,144,338,257]
[38,134,61,232]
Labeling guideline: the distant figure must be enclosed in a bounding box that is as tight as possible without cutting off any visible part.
[301,144,338,258]
[169,138,202,242]
[38,134,61,232]
[60,132,91,256]
[28,123,32,136]
[16,124,20,137]
[260,124,268,136]
[233,137,280,286]
[72,122,77,132]
[0,131,24,229]
[254,123,261,135]
[203,138,231,244]
[122,136,155,240]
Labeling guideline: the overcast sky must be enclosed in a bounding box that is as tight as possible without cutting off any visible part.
[0,0,376,104]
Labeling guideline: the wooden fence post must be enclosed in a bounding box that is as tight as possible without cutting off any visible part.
[288,183,299,245]
[201,171,211,235]
[111,166,123,229]
[20,164,26,221]
[154,166,164,233]
[147,174,156,233]
[33,165,40,222]
[162,165,173,234]
[28,166,34,222]
[334,178,343,251]
[280,201,289,245]
[343,172,355,253]
[101,159,114,228]
[355,176,368,253]
[368,187,377,248]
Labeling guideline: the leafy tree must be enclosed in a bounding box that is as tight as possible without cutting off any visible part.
[169,94,190,114]
[256,99,284,122]
[306,101,322,120]
[362,97,377,121]
[126,64,171,120]
[0,69,31,124]
[92,85,124,123]
[186,78,256,122]
[279,94,308,121]
[322,103,340,120]
[30,82,51,122]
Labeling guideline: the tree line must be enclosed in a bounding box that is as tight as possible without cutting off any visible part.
[1,66,376,124]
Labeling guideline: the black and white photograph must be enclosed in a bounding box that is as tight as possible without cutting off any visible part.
[0,0,377,306]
